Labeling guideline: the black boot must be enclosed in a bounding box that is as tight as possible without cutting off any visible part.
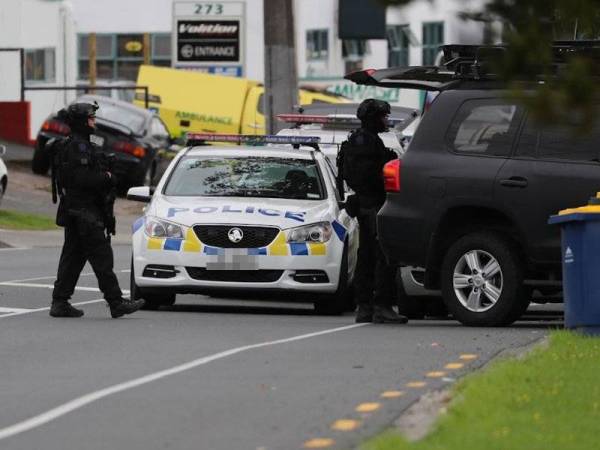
[50,300,84,318]
[373,305,408,324]
[107,297,145,319]
[355,305,374,323]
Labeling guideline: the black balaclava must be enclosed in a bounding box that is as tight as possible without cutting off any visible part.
[356,99,391,134]
[60,102,99,138]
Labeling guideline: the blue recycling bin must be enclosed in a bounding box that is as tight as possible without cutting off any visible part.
[549,206,600,335]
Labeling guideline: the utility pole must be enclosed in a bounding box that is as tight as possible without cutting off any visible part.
[88,33,97,93]
[263,0,298,134]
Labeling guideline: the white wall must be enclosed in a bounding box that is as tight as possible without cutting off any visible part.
[0,0,77,140]
[71,0,265,81]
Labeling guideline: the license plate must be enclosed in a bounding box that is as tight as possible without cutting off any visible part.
[90,134,105,147]
[206,249,259,270]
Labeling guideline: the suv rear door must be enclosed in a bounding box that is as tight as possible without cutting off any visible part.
[495,115,600,266]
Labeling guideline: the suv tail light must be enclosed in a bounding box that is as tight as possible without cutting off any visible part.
[42,119,70,135]
[383,159,401,192]
[113,141,146,158]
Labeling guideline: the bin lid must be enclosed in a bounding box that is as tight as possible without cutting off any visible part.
[548,193,600,224]
[549,211,600,225]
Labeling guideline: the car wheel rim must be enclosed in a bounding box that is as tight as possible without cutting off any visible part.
[453,249,503,313]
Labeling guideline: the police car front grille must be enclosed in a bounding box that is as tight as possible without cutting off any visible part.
[186,267,283,283]
[193,225,279,248]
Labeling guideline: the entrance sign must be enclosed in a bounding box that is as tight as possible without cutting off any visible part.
[172,2,245,76]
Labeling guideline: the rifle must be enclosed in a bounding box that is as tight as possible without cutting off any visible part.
[95,152,117,239]
[47,137,68,204]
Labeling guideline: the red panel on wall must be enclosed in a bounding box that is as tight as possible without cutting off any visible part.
[0,101,32,146]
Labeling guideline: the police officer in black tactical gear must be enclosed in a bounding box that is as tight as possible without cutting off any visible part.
[49,102,145,318]
[338,99,408,324]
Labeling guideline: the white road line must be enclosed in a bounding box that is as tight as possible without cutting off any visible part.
[0,282,129,295]
[0,323,368,441]
[1,270,129,284]
[0,273,93,284]
[0,298,106,319]
[0,307,33,314]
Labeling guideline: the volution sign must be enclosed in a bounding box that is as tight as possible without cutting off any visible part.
[173,2,245,74]
[177,20,240,62]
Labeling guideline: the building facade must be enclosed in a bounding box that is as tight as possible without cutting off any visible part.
[295,0,490,107]
[0,0,491,142]
[0,0,77,141]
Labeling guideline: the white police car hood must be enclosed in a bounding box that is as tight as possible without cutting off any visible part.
[150,196,333,229]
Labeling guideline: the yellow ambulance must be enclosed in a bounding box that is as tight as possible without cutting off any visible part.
[135,65,349,138]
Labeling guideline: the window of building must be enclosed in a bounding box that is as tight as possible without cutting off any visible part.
[152,34,171,67]
[78,33,172,81]
[447,100,521,157]
[422,22,444,65]
[306,29,329,60]
[24,48,55,83]
[387,25,410,67]
[342,39,369,60]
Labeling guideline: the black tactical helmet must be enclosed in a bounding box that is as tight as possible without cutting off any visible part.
[66,101,99,122]
[57,101,99,135]
[356,99,391,121]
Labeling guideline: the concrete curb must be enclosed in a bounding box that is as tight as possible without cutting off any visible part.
[393,335,549,442]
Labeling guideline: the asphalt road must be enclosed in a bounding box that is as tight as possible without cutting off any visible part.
[0,244,562,450]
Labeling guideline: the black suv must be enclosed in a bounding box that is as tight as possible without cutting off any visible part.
[347,43,600,326]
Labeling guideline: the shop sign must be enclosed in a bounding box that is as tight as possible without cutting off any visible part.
[125,41,143,53]
[173,1,245,75]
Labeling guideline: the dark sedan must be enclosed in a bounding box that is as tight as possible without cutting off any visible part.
[32,95,179,190]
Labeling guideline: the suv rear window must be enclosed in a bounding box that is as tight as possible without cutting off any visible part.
[447,100,521,156]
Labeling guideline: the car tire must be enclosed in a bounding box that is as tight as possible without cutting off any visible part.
[31,143,50,174]
[441,231,529,326]
[0,176,6,207]
[131,160,153,189]
[130,257,176,311]
[314,243,353,315]
[143,162,156,187]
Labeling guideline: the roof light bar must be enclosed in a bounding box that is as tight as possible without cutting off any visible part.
[186,133,321,146]
[276,114,405,126]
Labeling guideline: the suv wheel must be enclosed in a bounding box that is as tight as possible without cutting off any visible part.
[441,232,529,326]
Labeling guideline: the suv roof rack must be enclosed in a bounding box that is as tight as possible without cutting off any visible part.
[345,41,600,90]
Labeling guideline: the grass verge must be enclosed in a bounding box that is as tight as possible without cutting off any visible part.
[0,209,58,230]
[364,331,600,450]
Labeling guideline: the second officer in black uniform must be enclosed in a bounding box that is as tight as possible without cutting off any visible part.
[339,99,408,324]
[49,102,144,318]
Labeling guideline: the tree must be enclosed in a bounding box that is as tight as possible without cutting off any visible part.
[380,0,600,130]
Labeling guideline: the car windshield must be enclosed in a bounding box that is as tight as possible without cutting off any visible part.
[164,156,325,200]
[94,102,146,135]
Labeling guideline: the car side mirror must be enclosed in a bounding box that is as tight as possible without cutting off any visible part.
[127,186,152,203]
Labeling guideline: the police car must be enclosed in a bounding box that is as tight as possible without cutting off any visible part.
[127,134,358,314]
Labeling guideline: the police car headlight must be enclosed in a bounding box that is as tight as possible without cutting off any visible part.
[286,222,332,243]
[144,217,184,239]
